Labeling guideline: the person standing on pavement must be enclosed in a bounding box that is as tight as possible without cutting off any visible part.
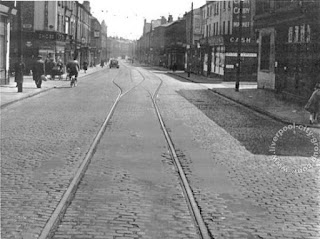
[305,83,320,124]
[32,55,45,88]
[83,60,88,73]
[14,58,25,92]
[56,58,64,80]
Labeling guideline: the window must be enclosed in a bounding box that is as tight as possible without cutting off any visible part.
[65,17,69,34]
[223,1,226,10]
[57,14,60,32]
[227,21,230,35]
[223,21,225,35]
[260,34,271,70]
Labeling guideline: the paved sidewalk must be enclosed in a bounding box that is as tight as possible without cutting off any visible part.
[167,70,320,128]
[0,66,105,109]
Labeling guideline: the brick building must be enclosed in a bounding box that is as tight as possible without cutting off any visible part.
[254,0,320,100]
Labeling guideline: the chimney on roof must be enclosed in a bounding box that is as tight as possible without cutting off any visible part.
[83,1,91,12]
[161,16,167,25]
[168,15,173,23]
[143,19,147,34]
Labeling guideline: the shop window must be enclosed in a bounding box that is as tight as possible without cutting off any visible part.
[260,34,271,70]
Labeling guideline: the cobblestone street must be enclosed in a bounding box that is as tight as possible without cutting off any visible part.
[1,69,119,238]
[155,71,320,239]
[52,68,199,239]
[1,63,319,239]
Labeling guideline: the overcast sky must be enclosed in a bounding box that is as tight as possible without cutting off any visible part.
[89,0,206,40]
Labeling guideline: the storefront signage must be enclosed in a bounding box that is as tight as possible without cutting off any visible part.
[229,37,251,43]
[226,52,257,57]
[233,0,251,38]
[37,31,68,42]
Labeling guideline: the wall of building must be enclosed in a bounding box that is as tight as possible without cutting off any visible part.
[34,1,45,30]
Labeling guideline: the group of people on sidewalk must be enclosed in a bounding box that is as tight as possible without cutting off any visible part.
[14,56,84,89]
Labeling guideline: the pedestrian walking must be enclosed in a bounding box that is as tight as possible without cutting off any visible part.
[173,62,177,72]
[83,60,88,73]
[304,83,320,124]
[100,59,104,68]
[14,58,25,92]
[32,55,45,88]
[56,58,64,80]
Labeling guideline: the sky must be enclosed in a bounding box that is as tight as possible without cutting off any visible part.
[89,0,207,40]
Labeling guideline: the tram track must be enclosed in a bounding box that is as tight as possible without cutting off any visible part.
[39,64,145,239]
[136,68,212,239]
[39,63,212,238]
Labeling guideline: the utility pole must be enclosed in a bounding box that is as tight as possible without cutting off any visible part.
[188,2,193,77]
[74,1,79,60]
[148,21,152,65]
[235,0,243,92]
[17,1,23,92]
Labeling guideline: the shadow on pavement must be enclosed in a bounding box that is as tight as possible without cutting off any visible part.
[178,88,316,158]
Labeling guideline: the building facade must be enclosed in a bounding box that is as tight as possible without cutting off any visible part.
[185,7,202,74]
[137,15,186,70]
[200,0,258,81]
[0,2,16,84]
[254,0,320,100]
[91,17,101,66]
[9,1,95,74]
[100,20,108,61]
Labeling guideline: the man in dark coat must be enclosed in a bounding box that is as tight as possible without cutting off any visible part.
[14,58,25,92]
[32,55,45,88]
[66,59,80,81]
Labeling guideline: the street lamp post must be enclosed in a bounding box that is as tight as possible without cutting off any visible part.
[235,0,243,92]
[74,2,79,60]
[188,2,193,77]
[17,1,23,92]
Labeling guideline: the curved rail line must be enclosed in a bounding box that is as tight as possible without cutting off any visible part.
[136,67,212,239]
[39,64,145,239]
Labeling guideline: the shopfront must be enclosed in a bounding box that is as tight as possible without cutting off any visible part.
[200,36,257,81]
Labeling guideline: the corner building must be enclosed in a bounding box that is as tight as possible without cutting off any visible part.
[199,0,258,81]
[10,1,94,71]
[254,0,320,99]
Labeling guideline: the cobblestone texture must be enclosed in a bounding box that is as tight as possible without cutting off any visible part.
[1,69,120,238]
[52,67,199,239]
[155,73,320,239]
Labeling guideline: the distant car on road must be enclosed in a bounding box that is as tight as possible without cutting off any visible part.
[110,59,119,68]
